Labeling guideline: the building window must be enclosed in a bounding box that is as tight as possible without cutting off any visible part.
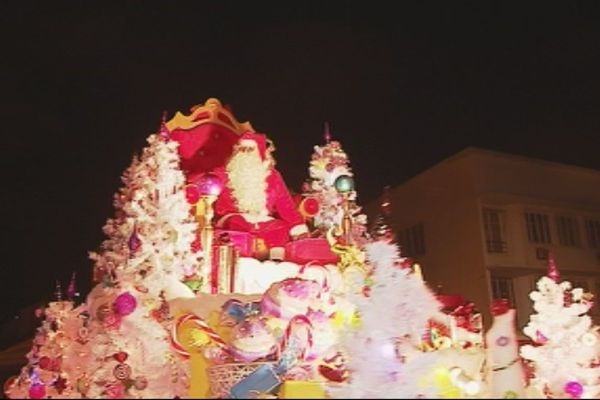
[556,216,581,247]
[482,208,507,253]
[525,212,552,244]
[490,275,516,306]
[399,223,426,257]
[585,219,600,249]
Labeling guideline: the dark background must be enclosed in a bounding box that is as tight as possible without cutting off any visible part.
[2,2,600,322]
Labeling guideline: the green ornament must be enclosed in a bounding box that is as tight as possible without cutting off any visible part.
[503,390,518,399]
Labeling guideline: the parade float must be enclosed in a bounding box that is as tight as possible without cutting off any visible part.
[5,98,600,399]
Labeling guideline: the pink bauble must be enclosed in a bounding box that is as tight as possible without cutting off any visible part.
[28,383,46,399]
[113,292,137,316]
[196,173,223,196]
[565,381,583,399]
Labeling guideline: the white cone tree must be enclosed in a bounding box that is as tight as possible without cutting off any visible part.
[21,131,202,399]
[6,296,90,399]
[303,124,367,242]
[520,255,600,399]
[327,241,442,398]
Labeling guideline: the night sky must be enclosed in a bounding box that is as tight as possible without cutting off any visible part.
[3,3,600,320]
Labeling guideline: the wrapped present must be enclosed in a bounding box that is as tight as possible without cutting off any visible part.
[278,380,326,399]
[228,363,282,399]
[211,241,238,294]
[215,229,254,257]
[284,238,339,265]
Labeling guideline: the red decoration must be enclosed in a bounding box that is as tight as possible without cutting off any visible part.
[54,376,67,394]
[284,238,340,265]
[128,224,142,254]
[113,292,137,316]
[28,383,46,399]
[184,184,200,205]
[318,353,347,383]
[491,298,511,316]
[38,356,51,370]
[113,351,129,363]
[547,252,560,283]
[299,196,320,218]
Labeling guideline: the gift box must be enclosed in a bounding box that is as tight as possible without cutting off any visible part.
[215,229,255,257]
[211,243,238,294]
[285,238,339,265]
[278,380,327,399]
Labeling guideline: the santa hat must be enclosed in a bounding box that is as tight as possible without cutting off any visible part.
[238,131,268,160]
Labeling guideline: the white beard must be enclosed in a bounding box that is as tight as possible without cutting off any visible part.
[226,150,270,221]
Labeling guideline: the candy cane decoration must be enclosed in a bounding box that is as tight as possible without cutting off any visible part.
[299,261,330,293]
[170,313,228,359]
[279,315,314,362]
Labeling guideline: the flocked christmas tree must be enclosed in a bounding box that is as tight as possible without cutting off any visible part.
[302,123,367,242]
[520,254,600,399]
[81,129,201,399]
[327,240,442,398]
[6,282,91,399]
[7,126,203,399]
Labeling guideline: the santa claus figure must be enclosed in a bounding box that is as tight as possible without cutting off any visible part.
[210,132,309,260]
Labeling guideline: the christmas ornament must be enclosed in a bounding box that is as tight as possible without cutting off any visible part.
[334,174,354,193]
[318,353,348,382]
[28,383,46,399]
[185,184,200,205]
[496,336,510,346]
[535,330,548,344]
[195,172,223,196]
[113,363,132,381]
[128,224,142,254]
[582,332,598,346]
[54,376,67,394]
[113,292,137,316]
[547,252,560,283]
[299,196,320,218]
[105,381,125,399]
[113,351,129,363]
[564,380,583,398]
[133,376,148,391]
[38,356,51,370]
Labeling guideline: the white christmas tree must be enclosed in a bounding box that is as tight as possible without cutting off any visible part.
[303,123,367,242]
[6,130,201,399]
[6,286,91,399]
[520,255,600,399]
[327,241,442,398]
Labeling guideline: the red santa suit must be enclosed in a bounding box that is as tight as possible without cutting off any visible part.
[211,132,309,251]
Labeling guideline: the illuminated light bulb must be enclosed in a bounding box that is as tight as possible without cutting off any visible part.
[380,341,397,359]
[463,380,481,396]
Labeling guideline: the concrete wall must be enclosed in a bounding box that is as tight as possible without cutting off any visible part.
[385,153,491,326]
[370,147,600,330]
